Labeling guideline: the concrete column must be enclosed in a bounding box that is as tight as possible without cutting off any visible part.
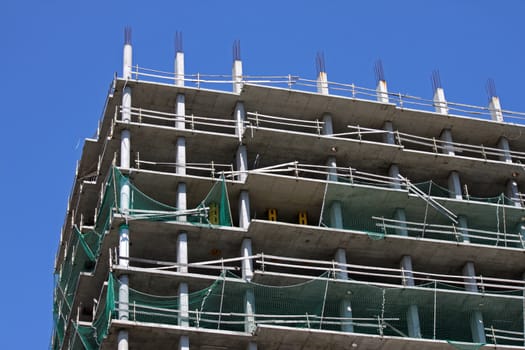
[382,121,395,144]
[330,201,344,229]
[244,288,256,333]
[433,87,448,115]
[497,137,512,163]
[234,102,246,141]
[177,232,188,273]
[246,342,258,350]
[462,262,486,343]
[176,183,187,221]
[178,336,189,350]
[236,144,248,182]
[517,220,525,248]
[489,96,503,122]
[123,34,132,80]
[238,191,251,229]
[393,208,408,236]
[178,282,189,327]
[458,215,470,243]
[440,129,455,156]
[174,48,184,87]
[317,71,329,95]
[176,137,186,176]
[400,256,421,338]
[334,248,353,333]
[376,80,389,103]
[233,59,243,94]
[117,330,129,350]
[241,238,254,281]
[506,179,522,207]
[118,273,129,320]
[175,93,185,129]
[388,164,401,189]
[326,156,337,182]
[448,171,462,200]
[321,113,333,135]
[120,129,131,169]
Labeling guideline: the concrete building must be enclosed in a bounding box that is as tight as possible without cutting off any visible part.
[52,30,525,350]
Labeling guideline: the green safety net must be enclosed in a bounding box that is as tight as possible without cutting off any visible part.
[72,272,523,349]
[52,167,233,349]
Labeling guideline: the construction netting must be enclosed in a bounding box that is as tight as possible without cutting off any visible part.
[52,167,233,349]
[320,182,525,247]
[72,272,523,349]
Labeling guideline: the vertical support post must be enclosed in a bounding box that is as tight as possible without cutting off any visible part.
[119,28,132,350]
[321,113,333,135]
[175,93,186,129]
[393,208,408,236]
[238,190,251,229]
[232,40,243,94]
[330,201,344,229]
[236,145,248,182]
[177,232,188,273]
[448,171,463,200]
[497,137,512,163]
[400,255,421,338]
[433,87,448,115]
[176,183,187,221]
[178,282,189,327]
[517,219,525,248]
[489,96,504,122]
[506,179,522,207]
[326,156,337,182]
[382,121,395,144]
[458,215,470,243]
[241,238,256,333]
[440,129,455,156]
[317,73,329,95]
[178,336,189,350]
[334,248,353,333]
[462,262,487,343]
[376,80,389,103]
[246,342,258,350]
[174,33,184,87]
[388,164,401,189]
[234,102,246,142]
[176,137,186,176]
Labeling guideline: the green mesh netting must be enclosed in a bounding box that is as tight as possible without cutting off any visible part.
[414,181,515,205]
[52,167,233,349]
[72,272,523,348]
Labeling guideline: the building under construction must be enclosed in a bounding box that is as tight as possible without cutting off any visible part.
[52,30,525,350]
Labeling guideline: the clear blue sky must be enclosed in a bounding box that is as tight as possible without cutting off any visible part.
[2,1,524,348]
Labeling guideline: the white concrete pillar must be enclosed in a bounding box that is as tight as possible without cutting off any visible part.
[175,94,185,129]
[489,96,503,122]
[176,137,186,176]
[176,183,187,221]
[238,190,251,229]
[246,342,258,350]
[462,262,486,343]
[497,137,512,163]
[321,113,333,135]
[233,59,243,94]
[118,274,129,320]
[178,335,189,350]
[326,156,337,182]
[175,51,184,87]
[448,171,462,200]
[433,87,448,115]
[241,238,254,281]
[517,220,525,248]
[440,129,455,156]
[382,121,395,144]
[376,80,389,103]
[118,224,130,267]
[234,102,246,141]
[458,215,470,243]
[394,208,408,236]
[330,201,344,229]
[178,282,189,327]
[118,330,129,350]
[388,164,401,189]
[317,71,329,95]
[123,36,132,80]
[334,248,353,333]
[400,256,421,338]
[506,179,521,207]
[244,288,256,333]
[236,144,248,182]
[177,232,188,273]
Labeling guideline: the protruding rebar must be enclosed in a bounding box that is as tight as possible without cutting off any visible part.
[175,31,183,53]
[233,40,241,61]
[486,78,498,99]
[124,26,132,45]
[316,51,326,75]
[374,59,385,83]
[431,69,442,92]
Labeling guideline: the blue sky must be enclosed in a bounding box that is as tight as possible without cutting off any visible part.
[2,1,524,348]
